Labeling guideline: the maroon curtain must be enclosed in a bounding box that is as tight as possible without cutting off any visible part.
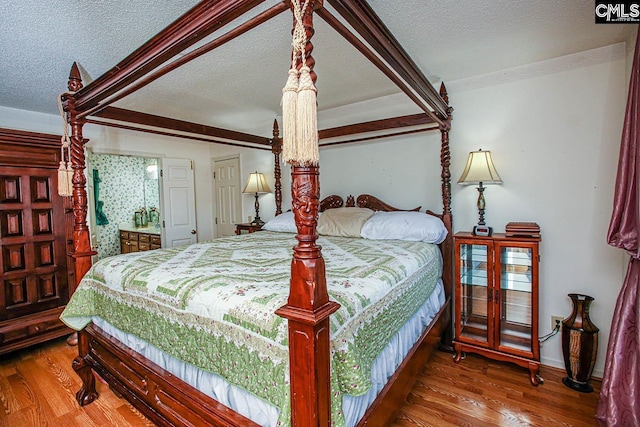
[596,29,640,427]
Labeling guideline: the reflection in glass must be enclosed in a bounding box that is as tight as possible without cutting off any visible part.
[459,243,489,342]
[499,246,533,351]
[144,158,160,222]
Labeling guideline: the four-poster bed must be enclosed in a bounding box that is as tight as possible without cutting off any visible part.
[59,1,454,426]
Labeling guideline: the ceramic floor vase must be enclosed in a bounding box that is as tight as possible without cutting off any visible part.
[561,293,599,393]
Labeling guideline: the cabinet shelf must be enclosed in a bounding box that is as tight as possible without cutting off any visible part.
[453,232,541,386]
[500,272,532,292]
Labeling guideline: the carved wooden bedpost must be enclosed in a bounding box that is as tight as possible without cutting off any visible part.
[275,1,339,426]
[271,119,283,216]
[438,82,455,350]
[64,63,99,404]
[63,63,97,287]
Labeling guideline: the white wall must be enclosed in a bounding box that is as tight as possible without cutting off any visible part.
[319,133,442,209]
[317,44,629,377]
[317,84,443,209]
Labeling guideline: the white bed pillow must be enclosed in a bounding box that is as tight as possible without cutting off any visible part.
[360,211,448,244]
[317,207,374,237]
[262,211,297,233]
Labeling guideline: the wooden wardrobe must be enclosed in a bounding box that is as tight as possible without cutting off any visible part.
[0,128,74,354]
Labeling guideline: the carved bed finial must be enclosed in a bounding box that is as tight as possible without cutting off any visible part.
[345,195,355,207]
[439,82,448,105]
[439,82,454,119]
[68,62,83,92]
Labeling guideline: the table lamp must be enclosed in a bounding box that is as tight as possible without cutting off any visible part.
[458,149,503,236]
[243,172,271,226]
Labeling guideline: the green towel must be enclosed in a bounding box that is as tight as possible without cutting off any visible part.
[93,169,109,225]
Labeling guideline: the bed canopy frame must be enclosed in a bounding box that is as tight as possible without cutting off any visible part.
[62,1,454,426]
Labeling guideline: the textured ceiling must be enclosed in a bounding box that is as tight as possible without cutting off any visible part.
[0,0,636,137]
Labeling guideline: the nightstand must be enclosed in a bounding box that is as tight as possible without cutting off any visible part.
[453,231,541,385]
[235,223,264,235]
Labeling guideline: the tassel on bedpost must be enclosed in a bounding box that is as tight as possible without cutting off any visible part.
[282,0,320,166]
[282,68,299,163]
[57,93,74,197]
[57,137,73,197]
[295,64,319,166]
[57,160,69,196]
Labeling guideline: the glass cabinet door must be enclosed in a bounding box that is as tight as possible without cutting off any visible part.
[498,244,534,354]
[458,242,491,344]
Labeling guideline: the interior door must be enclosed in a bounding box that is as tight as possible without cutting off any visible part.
[161,158,197,247]
[213,157,242,238]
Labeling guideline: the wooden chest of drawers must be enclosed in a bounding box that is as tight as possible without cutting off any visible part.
[120,230,161,254]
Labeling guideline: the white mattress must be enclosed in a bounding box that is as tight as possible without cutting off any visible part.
[93,280,445,426]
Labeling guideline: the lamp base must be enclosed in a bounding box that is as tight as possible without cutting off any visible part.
[251,218,265,227]
[472,225,493,236]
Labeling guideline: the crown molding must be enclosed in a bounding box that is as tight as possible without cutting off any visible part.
[448,42,626,93]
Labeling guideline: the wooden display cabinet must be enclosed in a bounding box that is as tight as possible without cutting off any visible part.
[453,232,541,385]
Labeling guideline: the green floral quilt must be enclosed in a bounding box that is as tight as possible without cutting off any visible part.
[61,231,441,426]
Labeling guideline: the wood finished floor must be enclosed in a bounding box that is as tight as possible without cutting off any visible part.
[0,337,600,427]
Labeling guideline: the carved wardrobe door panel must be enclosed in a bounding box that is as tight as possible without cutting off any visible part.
[0,127,72,355]
[0,167,68,321]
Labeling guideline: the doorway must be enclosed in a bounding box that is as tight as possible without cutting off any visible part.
[213,156,242,237]
[161,158,198,246]
[88,152,161,259]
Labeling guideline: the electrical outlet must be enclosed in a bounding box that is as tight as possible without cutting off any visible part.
[551,315,564,330]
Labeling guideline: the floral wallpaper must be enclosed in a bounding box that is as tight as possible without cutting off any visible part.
[90,153,160,259]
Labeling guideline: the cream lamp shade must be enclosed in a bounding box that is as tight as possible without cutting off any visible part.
[458,149,503,185]
[243,172,271,226]
[458,149,502,235]
[243,172,272,194]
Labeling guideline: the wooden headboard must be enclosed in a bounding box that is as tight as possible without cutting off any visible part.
[325,193,443,221]
[320,194,422,213]
[319,194,344,212]
[352,194,421,212]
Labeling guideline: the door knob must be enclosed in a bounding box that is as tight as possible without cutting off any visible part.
[191,230,196,234]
